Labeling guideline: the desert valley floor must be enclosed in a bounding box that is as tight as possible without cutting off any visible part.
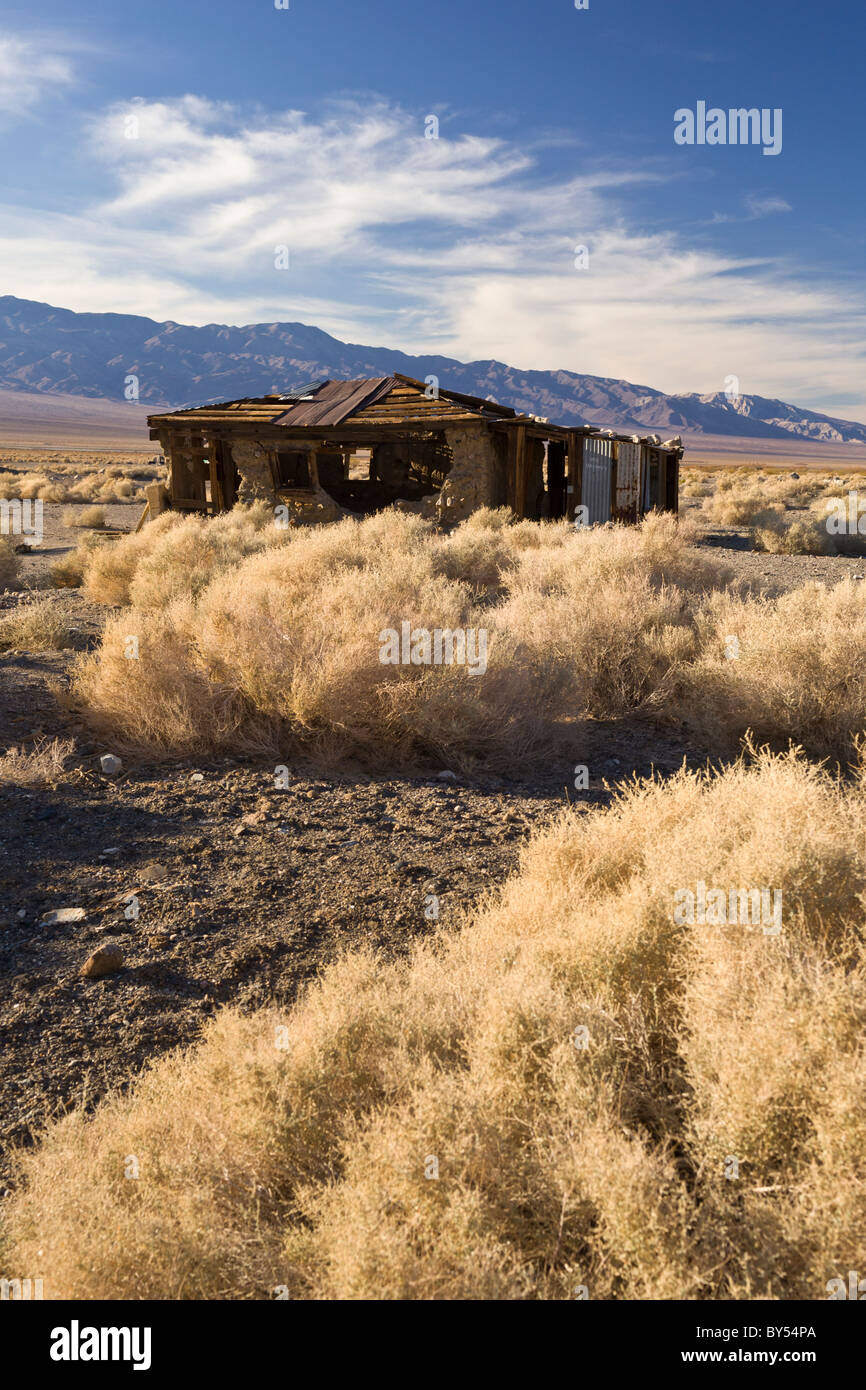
[2,448,866,1198]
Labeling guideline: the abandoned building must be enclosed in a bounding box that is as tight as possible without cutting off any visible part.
[145,374,683,527]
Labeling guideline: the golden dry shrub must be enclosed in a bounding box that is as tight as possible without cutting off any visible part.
[82,505,274,608]
[809,494,866,556]
[49,533,109,589]
[702,484,768,527]
[751,507,836,555]
[62,504,106,529]
[672,579,866,760]
[70,511,732,767]
[3,747,864,1300]
[0,536,19,589]
[82,511,184,605]
[0,599,71,651]
[0,472,64,503]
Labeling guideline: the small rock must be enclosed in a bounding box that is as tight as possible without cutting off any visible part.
[80,944,124,979]
[40,907,86,925]
[789,472,800,479]
[436,770,458,782]
[139,864,168,883]
[189,773,205,783]
[100,754,122,776]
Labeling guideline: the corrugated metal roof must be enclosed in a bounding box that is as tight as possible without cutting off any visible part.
[271,377,397,427]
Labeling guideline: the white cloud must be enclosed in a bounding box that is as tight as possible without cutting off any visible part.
[0,94,864,421]
[0,33,75,115]
[744,194,792,217]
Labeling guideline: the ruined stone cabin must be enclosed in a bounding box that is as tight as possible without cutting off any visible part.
[146,374,683,526]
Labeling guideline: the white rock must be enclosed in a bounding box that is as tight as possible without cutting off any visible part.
[40,907,86,925]
[100,754,122,776]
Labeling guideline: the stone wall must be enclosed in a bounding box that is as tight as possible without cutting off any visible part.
[232,441,278,504]
[223,426,504,526]
[232,442,350,524]
[436,425,501,522]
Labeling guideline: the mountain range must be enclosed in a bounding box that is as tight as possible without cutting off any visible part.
[1,294,864,444]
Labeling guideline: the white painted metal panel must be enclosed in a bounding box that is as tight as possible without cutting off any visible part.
[582,437,613,525]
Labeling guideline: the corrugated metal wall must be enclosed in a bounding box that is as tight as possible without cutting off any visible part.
[582,437,614,524]
[614,441,641,522]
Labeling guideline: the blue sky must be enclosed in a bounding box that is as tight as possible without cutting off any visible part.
[1,0,864,418]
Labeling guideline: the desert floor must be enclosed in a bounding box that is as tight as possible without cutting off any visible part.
[1,445,864,1193]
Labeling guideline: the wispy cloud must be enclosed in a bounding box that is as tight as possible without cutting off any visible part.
[745,194,792,217]
[709,194,792,224]
[0,94,863,420]
[0,32,76,115]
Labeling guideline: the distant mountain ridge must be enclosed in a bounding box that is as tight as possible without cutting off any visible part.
[1,294,864,444]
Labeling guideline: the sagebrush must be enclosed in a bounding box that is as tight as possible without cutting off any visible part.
[3,747,863,1300]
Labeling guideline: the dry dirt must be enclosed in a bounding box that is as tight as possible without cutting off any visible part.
[2,457,864,1194]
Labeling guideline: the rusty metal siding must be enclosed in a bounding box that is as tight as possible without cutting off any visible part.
[582,437,613,524]
[613,440,641,522]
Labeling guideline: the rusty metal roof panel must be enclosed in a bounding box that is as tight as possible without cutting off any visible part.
[272,377,398,427]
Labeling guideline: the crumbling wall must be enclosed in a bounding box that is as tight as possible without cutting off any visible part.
[229,426,500,526]
[275,485,348,526]
[436,425,499,522]
[233,441,276,504]
[233,442,349,523]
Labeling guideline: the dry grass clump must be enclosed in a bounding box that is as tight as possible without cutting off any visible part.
[4,747,863,1300]
[0,736,75,786]
[677,467,714,500]
[0,599,72,652]
[81,504,275,608]
[0,536,19,589]
[68,504,866,767]
[808,494,866,556]
[49,533,109,589]
[80,511,183,605]
[751,507,836,555]
[702,481,769,527]
[70,511,733,766]
[672,579,866,759]
[0,471,65,503]
[62,504,106,529]
[697,468,866,530]
[0,469,142,506]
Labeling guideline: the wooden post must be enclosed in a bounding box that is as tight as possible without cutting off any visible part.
[657,449,667,510]
[610,441,618,519]
[144,482,168,516]
[514,425,527,518]
[567,431,581,517]
[547,440,566,519]
[208,451,224,513]
[506,427,517,514]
